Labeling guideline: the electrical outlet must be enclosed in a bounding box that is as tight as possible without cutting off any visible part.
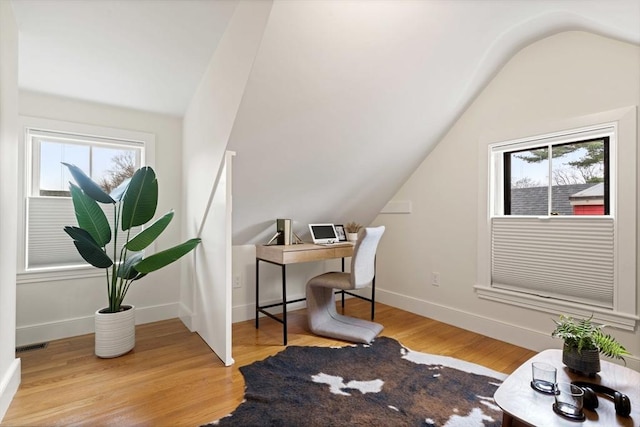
[431,272,440,287]
[233,275,241,289]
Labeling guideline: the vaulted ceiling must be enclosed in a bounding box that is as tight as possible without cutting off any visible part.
[11,0,640,244]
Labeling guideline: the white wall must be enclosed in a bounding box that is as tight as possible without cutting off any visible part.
[372,32,640,369]
[180,0,272,337]
[16,91,183,346]
[0,1,20,420]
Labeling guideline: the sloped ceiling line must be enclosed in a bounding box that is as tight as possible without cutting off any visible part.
[228,2,640,245]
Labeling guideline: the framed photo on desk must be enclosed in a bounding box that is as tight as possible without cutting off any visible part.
[334,224,347,241]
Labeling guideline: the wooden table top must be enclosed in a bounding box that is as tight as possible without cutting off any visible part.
[494,349,640,426]
[256,243,354,265]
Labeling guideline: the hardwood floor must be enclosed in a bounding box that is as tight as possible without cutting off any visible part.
[2,300,536,426]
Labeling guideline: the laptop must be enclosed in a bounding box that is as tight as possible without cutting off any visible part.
[308,224,341,245]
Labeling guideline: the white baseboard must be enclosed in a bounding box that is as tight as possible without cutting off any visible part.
[16,303,180,347]
[233,295,307,324]
[375,288,640,372]
[178,302,195,332]
[0,359,21,422]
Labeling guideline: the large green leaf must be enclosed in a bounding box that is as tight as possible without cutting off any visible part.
[64,226,113,268]
[109,177,131,202]
[69,183,111,247]
[125,211,174,252]
[122,167,158,231]
[63,163,115,204]
[117,252,146,280]
[133,238,201,274]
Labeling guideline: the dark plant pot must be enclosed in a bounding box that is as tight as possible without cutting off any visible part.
[562,343,600,377]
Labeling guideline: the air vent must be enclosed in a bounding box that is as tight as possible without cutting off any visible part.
[16,342,48,353]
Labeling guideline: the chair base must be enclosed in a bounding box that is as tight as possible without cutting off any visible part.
[307,282,383,344]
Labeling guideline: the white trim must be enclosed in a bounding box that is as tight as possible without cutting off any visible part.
[0,359,21,422]
[15,302,179,347]
[232,297,307,324]
[375,288,640,372]
[17,265,103,284]
[178,302,195,332]
[474,285,638,330]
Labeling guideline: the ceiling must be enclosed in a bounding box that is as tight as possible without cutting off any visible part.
[10,0,640,245]
[12,0,239,116]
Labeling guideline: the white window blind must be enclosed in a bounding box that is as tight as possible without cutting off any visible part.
[26,197,142,270]
[491,216,614,309]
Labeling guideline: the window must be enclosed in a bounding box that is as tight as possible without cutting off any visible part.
[503,138,609,216]
[475,107,638,330]
[31,130,142,197]
[18,117,155,279]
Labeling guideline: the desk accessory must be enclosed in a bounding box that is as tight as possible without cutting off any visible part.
[277,218,292,245]
[308,223,340,244]
[266,219,303,245]
[344,222,363,242]
[334,224,347,241]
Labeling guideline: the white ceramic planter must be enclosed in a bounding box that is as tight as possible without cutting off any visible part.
[94,305,135,358]
[347,232,359,242]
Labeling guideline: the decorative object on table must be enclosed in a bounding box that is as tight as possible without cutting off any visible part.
[276,218,292,245]
[344,221,363,242]
[530,361,557,394]
[551,314,630,376]
[572,381,632,417]
[553,382,585,421]
[63,163,201,358]
[334,224,346,241]
[204,337,506,427]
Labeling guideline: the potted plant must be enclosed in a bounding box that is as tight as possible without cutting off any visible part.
[344,222,363,242]
[63,163,201,358]
[551,314,630,376]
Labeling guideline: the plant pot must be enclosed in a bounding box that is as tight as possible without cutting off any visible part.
[94,305,135,358]
[347,232,358,242]
[562,343,600,377]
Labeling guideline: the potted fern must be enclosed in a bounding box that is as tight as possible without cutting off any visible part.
[63,163,201,358]
[552,315,630,376]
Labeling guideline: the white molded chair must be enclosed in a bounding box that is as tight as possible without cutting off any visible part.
[305,226,385,343]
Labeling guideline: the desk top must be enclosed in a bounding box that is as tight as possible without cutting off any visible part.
[494,349,640,426]
[256,243,354,265]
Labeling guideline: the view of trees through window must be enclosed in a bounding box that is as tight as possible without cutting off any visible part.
[505,138,608,215]
[38,140,139,197]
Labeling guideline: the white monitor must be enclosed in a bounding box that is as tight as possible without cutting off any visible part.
[308,224,339,244]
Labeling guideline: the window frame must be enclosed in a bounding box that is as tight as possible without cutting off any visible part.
[17,116,155,283]
[29,130,143,197]
[474,107,638,330]
[502,137,610,216]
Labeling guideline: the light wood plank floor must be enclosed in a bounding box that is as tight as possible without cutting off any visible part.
[2,300,536,426]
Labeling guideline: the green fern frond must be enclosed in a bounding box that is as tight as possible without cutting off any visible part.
[594,329,630,360]
[551,314,630,360]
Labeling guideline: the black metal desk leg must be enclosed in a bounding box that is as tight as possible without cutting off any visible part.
[282,264,287,346]
[255,259,260,329]
[371,276,376,320]
[341,257,345,308]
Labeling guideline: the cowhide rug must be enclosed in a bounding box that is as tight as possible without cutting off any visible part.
[205,337,507,426]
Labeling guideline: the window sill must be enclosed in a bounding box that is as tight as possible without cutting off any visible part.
[474,284,638,331]
[18,266,104,284]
